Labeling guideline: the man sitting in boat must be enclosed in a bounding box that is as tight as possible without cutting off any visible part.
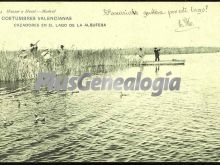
[18,49,28,59]
[41,49,51,61]
[41,49,53,70]
[154,47,161,61]
[138,48,145,64]
[139,48,144,58]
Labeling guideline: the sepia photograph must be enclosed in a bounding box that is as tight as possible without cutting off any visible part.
[0,1,220,162]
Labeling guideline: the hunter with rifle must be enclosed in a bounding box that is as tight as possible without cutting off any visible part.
[30,40,40,55]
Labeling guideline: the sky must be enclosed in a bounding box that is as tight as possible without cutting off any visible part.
[0,2,220,50]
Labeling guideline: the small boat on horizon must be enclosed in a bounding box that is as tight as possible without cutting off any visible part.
[131,59,185,66]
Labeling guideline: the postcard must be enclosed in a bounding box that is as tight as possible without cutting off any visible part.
[0,1,220,162]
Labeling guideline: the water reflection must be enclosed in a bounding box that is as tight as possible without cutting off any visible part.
[139,65,144,72]
[1,53,220,162]
[155,66,160,75]
[69,64,129,76]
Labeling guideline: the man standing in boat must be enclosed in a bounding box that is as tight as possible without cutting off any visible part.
[57,45,68,72]
[154,47,161,61]
[138,48,145,64]
[57,45,67,65]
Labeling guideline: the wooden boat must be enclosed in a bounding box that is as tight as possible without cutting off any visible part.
[131,59,185,66]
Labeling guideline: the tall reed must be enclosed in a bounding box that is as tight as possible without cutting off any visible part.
[1,46,220,82]
[0,48,129,82]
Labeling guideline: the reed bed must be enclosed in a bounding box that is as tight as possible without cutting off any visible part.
[0,51,40,82]
[1,46,220,82]
[0,49,130,82]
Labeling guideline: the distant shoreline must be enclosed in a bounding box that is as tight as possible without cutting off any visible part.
[1,47,220,55]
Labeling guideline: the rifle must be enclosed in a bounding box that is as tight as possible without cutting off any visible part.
[33,40,40,46]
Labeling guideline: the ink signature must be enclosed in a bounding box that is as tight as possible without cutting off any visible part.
[175,17,199,32]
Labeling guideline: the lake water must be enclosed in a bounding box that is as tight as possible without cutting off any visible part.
[0,53,220,162]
